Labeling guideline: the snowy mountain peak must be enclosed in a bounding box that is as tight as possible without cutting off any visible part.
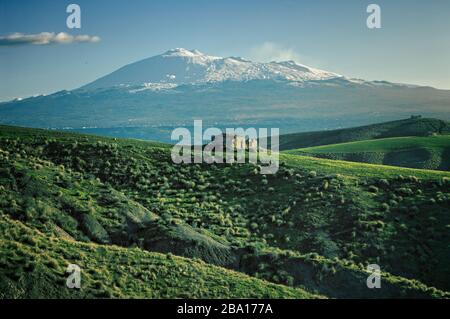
[82,48,343,90]
[163,48,206,57]
[161,48,222,64]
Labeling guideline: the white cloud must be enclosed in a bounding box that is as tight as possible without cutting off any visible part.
[0,32,101,46]
[250,42,304,63]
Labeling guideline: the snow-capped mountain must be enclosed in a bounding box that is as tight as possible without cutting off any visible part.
[82,48,342,90]
[1,48,450,142]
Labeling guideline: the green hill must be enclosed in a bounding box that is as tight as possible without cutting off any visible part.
[0,215,316,299]
[278,117,450,151]
[1,125,449,298]
[285,135,450,171]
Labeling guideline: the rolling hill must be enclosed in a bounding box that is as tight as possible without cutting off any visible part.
[285,135,450,171]
[1,125,450,298]
[0,215,317,299]
[278,117,450,151]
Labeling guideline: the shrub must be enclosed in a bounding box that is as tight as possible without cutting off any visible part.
[308,171,317,178]
[368,186,379,193]
[389,199,398,206]
[378,179,390,188]
[408,176,419,183]
[397,188,413,196]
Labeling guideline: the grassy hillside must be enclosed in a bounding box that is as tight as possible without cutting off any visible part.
[278,117,450,151]
[285,135,450,171]
[1,125,449,298]
[0,215,317,299]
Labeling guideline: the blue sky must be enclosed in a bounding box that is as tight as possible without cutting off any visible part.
[0,0,449,101]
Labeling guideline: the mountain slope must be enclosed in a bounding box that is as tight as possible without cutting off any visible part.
[1,125,449,298]
[278,117,450,151]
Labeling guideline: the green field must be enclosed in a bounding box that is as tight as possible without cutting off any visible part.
[1,125,449,299]
[284,135,450,171]
[278,117,450,151]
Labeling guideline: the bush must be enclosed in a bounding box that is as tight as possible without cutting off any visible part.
[397,188,413,196]
[408,176,419,183]
[378,179,390,188]
[368,186,379,193]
